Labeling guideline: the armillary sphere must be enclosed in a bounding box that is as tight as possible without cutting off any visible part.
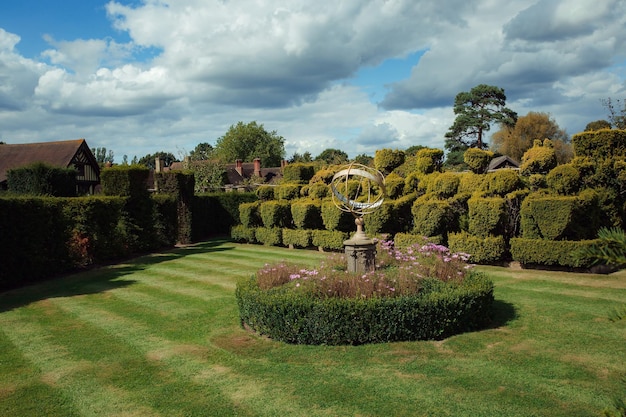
[330,163,386,218]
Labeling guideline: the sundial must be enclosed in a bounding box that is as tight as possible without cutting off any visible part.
[330,163,386,244]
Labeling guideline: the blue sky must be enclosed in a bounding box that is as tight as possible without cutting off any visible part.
[1,0,625,162]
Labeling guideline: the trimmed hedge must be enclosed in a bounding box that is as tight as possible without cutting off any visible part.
[510,238,598,269]
[321,200,355,232]
[464,148,493,174]
[7,162,77,197]
[282,228,312,248]
[282,163,316,183]
[448,232,506,264]
[411,196,453,238]
[467,197,507,238]
[312,230,349,251]
[192,192,257,238]
[259,200,292,228]
[231,225,257,243]
[572,129,626,159]
[239,201,262,228]
[255,227,282,246]
[236,271,494,345]
[291,200,322,230]
[275,184,302,201]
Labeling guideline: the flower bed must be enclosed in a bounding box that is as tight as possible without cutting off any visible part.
[236,241,494,345]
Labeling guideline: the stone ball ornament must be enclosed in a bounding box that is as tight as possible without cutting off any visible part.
[330,163,386,244]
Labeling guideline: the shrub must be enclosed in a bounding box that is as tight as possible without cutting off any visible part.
[321,200,355,232]
[291,201,322,229]
[235,264,493,345]
[520,140,557,175]
[256,185,275,201]
[458,172,486,194]
[484,170,522,196]
[412,196,454,237]
[311,230,349,250]
[259,200,292,228]
[384,173,405,199]
[364,201,394,235]
[429,172,460,198]
[306,182,329,199]
[101,165,149,197]
[510,238,598,269]
[309,168,336,184]
[467,197,507,237]
[403,172,422,194]
[393,193,418,233]
[255,227,282,246]
[448,232,506,264]
[155,171,195,245]
[231,225,256,243]
[192,192,257,238]
[572,129,626,159]
[546,164,580,195]
[415,148,444,174]
[374,148,406,174]
[577,227,626,266]
[464,148,494,173]
[282,228,312,248]
[7,162,77,197]
[275,184,301,200]
[282,163,316,183]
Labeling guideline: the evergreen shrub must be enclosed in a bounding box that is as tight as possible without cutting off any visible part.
[464,148,494,173]
[7,162,77,196]
[467,197,507,237]
[321,200,354,232]
[485,170,522,196]
[510,238,598,269]
[520,140,557,175]
[546,164,580,195]
[572,129,626,159]
[275,184,301,200]
[239,201,262,228]
[282,228,311,248]
[458,172,486,194]
[192,192,256,238]
[231,225,256,243]
[384,173,405,199]
[255,227,282,246]
[448,232,506,264]
[259,200,292,228]
[429,172,460,198]
[364,201,394,235]
[290,201,322,230]
[306,182,329,199]
[415,148,444,174]
[374,148,405,174]
[256,185,275,201]
[282,163,316,183]
[412,196,454,238]
[312,230,348,250]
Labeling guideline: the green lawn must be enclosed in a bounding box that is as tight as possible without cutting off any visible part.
[1,239,625,417]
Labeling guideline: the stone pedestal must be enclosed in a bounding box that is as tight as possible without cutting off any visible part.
[344,217,376,273]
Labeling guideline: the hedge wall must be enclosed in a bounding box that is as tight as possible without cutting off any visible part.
[572,129,626,159]
[7,162,77,197]
[510,238,598,269]
[192,192,256,239]
[448,232,507,264]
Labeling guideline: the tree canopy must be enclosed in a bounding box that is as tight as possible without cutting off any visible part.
[601,97,626,129]
[445,84,517,151]
[189,143,214,161]
[315,148,349,165]
[138,152,178,169]
[213,121,285,167]
[491,112,569,163]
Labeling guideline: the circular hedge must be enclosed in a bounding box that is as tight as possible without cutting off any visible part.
[236,271,494,345]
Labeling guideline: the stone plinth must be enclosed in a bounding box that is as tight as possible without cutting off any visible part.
[344,217,376,273]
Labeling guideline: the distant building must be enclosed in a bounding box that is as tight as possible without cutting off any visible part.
[0,139,100,194]
[487,155,520,172]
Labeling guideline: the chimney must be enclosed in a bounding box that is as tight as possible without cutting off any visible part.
[235,159,243,176]
[281,160,288,169]
[155,157,164,173]
[253,158,261,177]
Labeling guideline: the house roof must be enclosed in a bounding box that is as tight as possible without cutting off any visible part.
[487,155,520,172]
[0,139,96,183]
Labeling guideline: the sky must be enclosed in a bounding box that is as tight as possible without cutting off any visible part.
[1,0,625,163]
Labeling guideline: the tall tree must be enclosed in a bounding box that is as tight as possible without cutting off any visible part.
[445,84,517,151]
[601,97,626,129]
[138,152,178,169]
[584,120,612,131]
[213,121,285,167]
[314,148,349,165]
[189,143,214,161]
[92,147,114,166]
[288,151,313,163]
[491,112,569,163]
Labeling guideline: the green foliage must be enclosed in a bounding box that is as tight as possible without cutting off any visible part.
[467,197,507,237]
[384,173,405,199]
[584,120,612,131]
[448,232,506,264]
[601,97,626,129]
[458,172,486,194]
[255,185,275,201]
[155,171,195,244]
[282,228,311,248]
[364,201,394,235]
[520,191,600,240]
[101,165,150,197]
[321,200,355,232]
[192,192,256,238]
[484,170,522,196]
[275,184,301,200]
[239,201,262,228]
[189,142,214,160]
[403,171,422,194]
[510,238,598,268]
[255,227,283,246]
[259,200,292,228]
[315,148,349,165]
[290,201,322,230]
[309,167,337,184]
[282,163,316,183]
[230,225,257,243]
[236,271,494,345]
[546,164,581,195]
[137,152,178,170]
[311,229,349,250]
[394,232,443,248]
[572,129,626,159]
[445,84,517,150]
[412,196,454,237]
[393,193,418,234]
[374,148,405,174]
[213,121,286,167]
[185,159,226,192]
[7,162,77,196]
[305,182,329,199]
[464,148,494,173]
[429,172,460,198]
[520,140,557,175]
[415,148,444,174]
[578,227,626,266]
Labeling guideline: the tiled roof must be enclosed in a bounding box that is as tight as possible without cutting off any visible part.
[0,139,90,183]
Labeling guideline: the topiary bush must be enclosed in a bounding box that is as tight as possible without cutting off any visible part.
[306,182,329,199]
[448,232,506,264]
[282,163,316,183]
[256,185,275,201]
[290,200,322,229]
[484,170,522,196]
[231,225,257,243]
[467,197,507,238]
[510,238,598,269]
[239,201,262,228]
[374,148,406,174]
[412,196,454,238]
[384,172,405,199]
[546,164,580,195]
[415,148,444,174]
[464,148,494,174]
[311,230,349,251]
[282,228,311,248]
[572,129,626,159]
[321,200,355,232]
[429,172,460,198]
[520,139,557,175]
[236,243,494,345]
[255,227,282,246]
[259,200,292,228]
[275,184,301,200]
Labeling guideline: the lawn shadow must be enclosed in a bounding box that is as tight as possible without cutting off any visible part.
[0,238,235,313]
[488,299,518,329]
